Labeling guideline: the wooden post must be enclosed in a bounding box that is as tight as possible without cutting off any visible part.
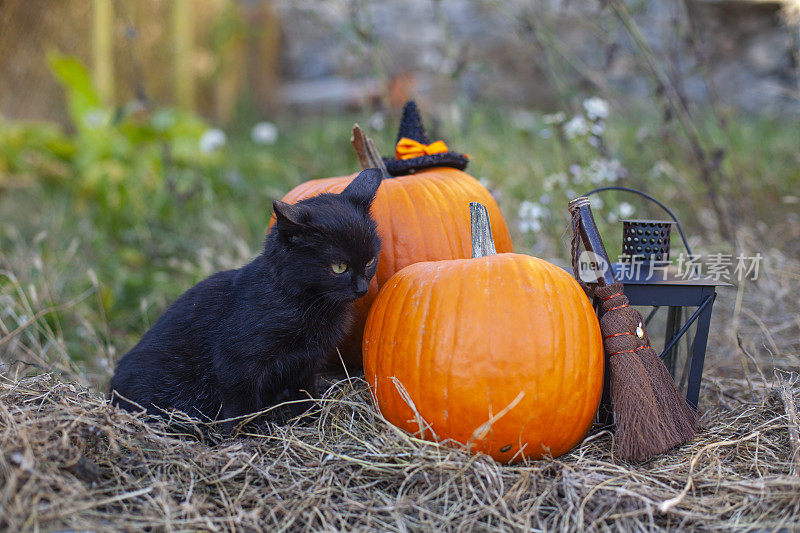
[173,0,194,111]
[92,0,114,105]
[246,0,281,113]
[214,0,245,124]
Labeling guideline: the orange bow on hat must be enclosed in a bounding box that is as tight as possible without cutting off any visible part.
[395,137,450,160]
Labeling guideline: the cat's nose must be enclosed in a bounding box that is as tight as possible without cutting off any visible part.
[354,277,370,297]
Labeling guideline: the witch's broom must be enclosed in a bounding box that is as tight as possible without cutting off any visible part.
[568,196,697,462]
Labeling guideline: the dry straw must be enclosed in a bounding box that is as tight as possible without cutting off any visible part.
[1,207,798,531]
[0,370,797,531]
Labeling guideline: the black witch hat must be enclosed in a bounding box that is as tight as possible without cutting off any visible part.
[383,101,470,176]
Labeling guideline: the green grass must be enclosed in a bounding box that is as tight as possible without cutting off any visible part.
[1,102,799,533]
[1,103,797,379]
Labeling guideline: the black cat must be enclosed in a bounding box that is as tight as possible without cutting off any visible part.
[110,168,382,432]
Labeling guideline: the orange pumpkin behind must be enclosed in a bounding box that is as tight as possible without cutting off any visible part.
[278,166,513,366]
[274,102,513,367]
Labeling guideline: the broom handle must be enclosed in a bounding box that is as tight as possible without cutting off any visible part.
[568,196,617,287]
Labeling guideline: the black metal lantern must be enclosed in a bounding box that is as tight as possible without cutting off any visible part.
[620,219,674,262]
[583,187,730,424]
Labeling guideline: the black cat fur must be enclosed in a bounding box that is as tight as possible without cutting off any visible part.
[110,168,382,432]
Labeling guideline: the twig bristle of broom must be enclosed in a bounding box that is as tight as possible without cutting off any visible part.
[569,196,697,462]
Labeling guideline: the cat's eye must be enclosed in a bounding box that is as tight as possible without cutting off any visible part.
[366,257,376,267]
[331,262,348,274]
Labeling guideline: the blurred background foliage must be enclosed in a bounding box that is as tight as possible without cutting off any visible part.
[0,0,798,380]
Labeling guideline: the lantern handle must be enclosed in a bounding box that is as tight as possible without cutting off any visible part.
[582,186,692,257]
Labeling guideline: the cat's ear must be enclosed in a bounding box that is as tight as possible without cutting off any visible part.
[342,168,382,210]
[273,200,310,234]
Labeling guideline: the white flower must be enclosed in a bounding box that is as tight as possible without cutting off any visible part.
[518,200,547,234]
[543,112,566,125]
[569,164,586,184]
[368,112,385,132]
[251,122,278,145]
[519,219,542,233]
[540,128,552,139]
[590,121,605,136]
[618,202,635,218]
[583,97,609,121]
[519,200,545,219]
[564,115,589,139]
[587,158,625,184]
[199,128,227,153]
[650,160,675,178]
[543,172,568,192]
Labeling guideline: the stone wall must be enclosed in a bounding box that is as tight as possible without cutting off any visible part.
[1,0,796,121]
[275,0,799,113]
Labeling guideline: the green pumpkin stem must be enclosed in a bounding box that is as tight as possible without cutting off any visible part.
[470,202,497,258]
[351,124,390,179]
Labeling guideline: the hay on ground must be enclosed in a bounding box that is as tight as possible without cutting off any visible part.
[0,370,798,531]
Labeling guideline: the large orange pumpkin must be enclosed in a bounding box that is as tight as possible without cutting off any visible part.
[363,203,603,463]
[277,131,512,367]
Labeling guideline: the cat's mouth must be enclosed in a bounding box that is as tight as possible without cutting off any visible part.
[321,291,362,305]
[336,292,364,303]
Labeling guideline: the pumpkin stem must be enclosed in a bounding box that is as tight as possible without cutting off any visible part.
[351,124,390,179]
[470,202,497,258]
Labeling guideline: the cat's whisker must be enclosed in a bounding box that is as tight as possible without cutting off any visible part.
[297,292,336,325]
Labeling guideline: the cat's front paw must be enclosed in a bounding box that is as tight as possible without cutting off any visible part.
[220,418,239,436]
